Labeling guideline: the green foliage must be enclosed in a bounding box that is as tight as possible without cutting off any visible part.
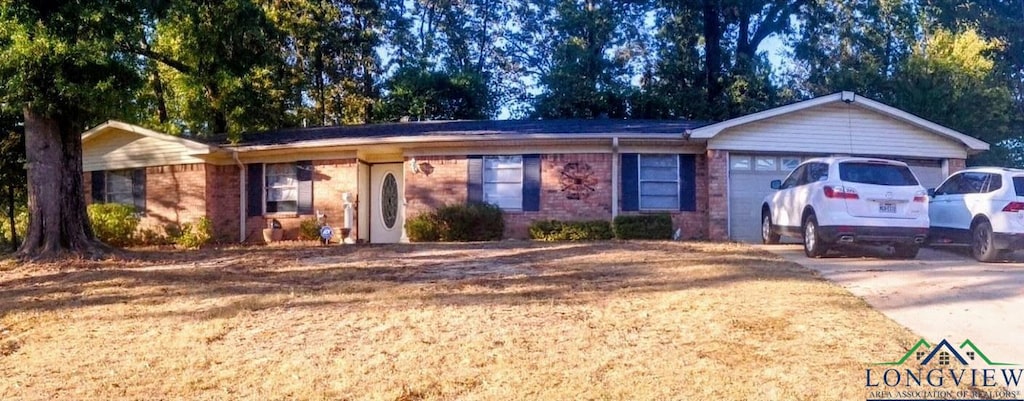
[405,203,504,242]
[378,66,493,121]
[136,228,169,246]
[299,217,322,241]
[175,217,213,249]
[405,214,441,242]
[87,203,140,247]
[0,209,28,249]
[612,214,673,240]
[529,220,614,241]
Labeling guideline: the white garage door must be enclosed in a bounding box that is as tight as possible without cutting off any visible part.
[728,154,805,242]
[899,159,945,189]
[728,155,946,242]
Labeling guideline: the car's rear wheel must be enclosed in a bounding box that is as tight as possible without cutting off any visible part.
[762,212,780,244]
[892,243,919,259]
[802,215,829,258]
[971,221,1000,262]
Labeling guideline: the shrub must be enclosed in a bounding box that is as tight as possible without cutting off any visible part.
[405,203,504,242]
[529,220,614,241]
[299,217,322,241]
[406,214,440,242]
[0,209,28,249]
[87,203,140,247]
[176,217,213,249]
[613,214,673,240]
[136,228,169,246]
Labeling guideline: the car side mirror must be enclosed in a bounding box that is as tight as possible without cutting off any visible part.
[770,179,782,190]
[927,188,936,197]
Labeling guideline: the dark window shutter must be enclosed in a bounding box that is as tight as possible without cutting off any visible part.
[91,171,106,203]
[621,154,639,211]
[247,164,263,217]
[522,154,541,211]
[132,168,147,213]
[467,156,483,203]
[296,161,313,214]
[679,154,696,211]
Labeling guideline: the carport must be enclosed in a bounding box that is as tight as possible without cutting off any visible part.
[689,92,990,242]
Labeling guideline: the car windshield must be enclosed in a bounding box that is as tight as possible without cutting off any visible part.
[1013,177,1024,196]
[838,162,919,186]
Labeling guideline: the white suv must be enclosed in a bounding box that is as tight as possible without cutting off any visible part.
[761,157,929,258]
[928,167,1024,262]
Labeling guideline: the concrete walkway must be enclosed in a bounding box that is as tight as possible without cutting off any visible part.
[762,244,1024,373]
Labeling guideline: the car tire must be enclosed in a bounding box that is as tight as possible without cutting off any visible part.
[762,212,781,245]
[802,215,829,258]
[892,243,919,259]
[971,221,1000,262]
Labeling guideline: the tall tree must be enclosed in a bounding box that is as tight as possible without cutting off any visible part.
[0,0,143,258]
[0,112,25,250]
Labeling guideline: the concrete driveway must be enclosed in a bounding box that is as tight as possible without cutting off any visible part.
[762,244,1024,370]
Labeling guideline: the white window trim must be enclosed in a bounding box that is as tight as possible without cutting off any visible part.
[483,155,524,211]
[638,154,680,211]
[262,163,300,215]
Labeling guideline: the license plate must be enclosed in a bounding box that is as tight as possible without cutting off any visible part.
[879,203,897,213]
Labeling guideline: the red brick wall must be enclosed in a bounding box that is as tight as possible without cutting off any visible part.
[244,159,358,243]
[947,158,966,175]
[706,150,729,241]
[404,156,469,219]
[205,165,240,242]
[142,164,208,236]
[504,154,613,238]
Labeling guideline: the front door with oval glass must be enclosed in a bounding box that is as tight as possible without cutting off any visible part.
[369,163,405,243]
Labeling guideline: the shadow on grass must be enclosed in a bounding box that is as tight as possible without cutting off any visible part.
[1,241,816,319]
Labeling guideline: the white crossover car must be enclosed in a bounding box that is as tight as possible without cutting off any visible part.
[928,167,1024,262]
[761,157,929,258]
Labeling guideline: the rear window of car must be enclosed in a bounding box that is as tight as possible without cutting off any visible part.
[1013,177,1024,196]
[838,162,919,186]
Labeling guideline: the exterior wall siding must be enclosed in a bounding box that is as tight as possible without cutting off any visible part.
[947,158,967,175]
[244,159,358,243]
[708,103,969,159]
[504,153,614,238]
[142,164,209,236]
[83,129,208,171]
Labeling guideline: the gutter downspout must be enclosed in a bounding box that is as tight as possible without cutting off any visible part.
[232,151,245,244]
[611,137,619,218]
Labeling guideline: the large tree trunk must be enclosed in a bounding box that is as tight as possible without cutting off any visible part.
[16,108,108,260]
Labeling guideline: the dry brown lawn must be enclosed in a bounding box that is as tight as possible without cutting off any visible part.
[0,241,1000,400]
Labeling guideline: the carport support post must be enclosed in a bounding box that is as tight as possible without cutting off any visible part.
[611,137,619,218]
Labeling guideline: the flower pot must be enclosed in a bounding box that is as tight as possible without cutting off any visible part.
[262,228,283,243]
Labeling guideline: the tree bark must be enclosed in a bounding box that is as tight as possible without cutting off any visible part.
[16,108,108,260]
[150,62,169,124]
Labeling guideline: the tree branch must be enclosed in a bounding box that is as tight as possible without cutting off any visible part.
[121,43,196,76]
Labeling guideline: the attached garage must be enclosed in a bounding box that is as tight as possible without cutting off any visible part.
[689,92,990,242]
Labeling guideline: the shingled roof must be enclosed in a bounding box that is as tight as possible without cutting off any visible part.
[211,119,707,147]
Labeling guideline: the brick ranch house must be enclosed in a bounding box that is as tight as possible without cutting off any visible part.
[80,92,989,244]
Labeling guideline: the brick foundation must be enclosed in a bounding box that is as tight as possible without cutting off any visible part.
[706,150,729,241]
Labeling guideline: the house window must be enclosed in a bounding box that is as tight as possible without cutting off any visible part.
[93,168,145,213]
[755,156,777,171]
[105,170,136,205]
[483,156,523,210]
[730,156,751,171]
[780,157,801,171]
[265,163,298,213]
[639,154,679,210]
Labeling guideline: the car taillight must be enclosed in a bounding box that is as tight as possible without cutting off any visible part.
[824,185,859,199]
[1002,202,1024,212]
[913,190,927,203]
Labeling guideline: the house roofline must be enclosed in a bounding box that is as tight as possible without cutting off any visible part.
[225,132,702,152]
[81,120,223,154]
[686,91,990,154]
